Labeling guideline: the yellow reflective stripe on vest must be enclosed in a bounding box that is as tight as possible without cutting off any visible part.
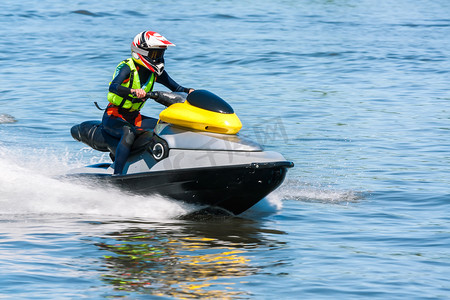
[107,59,155,111]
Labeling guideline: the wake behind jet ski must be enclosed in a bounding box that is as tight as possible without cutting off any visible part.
[69,90,293,215]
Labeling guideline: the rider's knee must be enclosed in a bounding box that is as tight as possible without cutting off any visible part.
[122,126,136,146]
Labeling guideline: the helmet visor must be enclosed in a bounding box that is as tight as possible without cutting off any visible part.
[132,45,165,61]
[147,49,165,59]
[145,49,165,64]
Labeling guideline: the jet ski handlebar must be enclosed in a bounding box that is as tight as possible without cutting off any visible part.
[145,91,186,107]
[130,91,186,107]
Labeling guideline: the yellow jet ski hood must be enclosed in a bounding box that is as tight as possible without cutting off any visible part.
[158,90,242,134]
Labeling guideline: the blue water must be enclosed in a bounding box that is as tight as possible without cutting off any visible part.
[1,0,449,298]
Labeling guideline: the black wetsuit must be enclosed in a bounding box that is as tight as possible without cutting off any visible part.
[103,62,189,174]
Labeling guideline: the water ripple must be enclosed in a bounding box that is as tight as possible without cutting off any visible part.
[71,10,97,16]
[0,114,17,124]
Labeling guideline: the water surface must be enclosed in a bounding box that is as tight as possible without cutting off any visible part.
[0,0,449,298]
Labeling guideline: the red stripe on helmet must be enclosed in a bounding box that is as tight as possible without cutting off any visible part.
[137,53,156,73]
[145,31,174,46]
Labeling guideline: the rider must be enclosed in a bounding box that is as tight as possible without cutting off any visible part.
[104,31,193,174]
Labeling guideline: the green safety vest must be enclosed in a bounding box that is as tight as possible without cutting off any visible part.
[107,59,155,111]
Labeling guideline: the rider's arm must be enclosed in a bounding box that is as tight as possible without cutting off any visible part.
[109,63,133,97]
[157,70,192,93]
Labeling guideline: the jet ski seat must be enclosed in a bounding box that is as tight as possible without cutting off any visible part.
[71,121,154,158]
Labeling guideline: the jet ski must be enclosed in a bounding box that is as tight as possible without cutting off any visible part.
[68,90,293,215]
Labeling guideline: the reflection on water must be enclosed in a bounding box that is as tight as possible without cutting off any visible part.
[92,218,286,298]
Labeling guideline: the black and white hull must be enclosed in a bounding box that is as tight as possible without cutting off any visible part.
[69,90,293,215]
[69,122,293,215]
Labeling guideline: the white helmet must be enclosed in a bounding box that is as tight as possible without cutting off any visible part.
[131,31,175,75]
